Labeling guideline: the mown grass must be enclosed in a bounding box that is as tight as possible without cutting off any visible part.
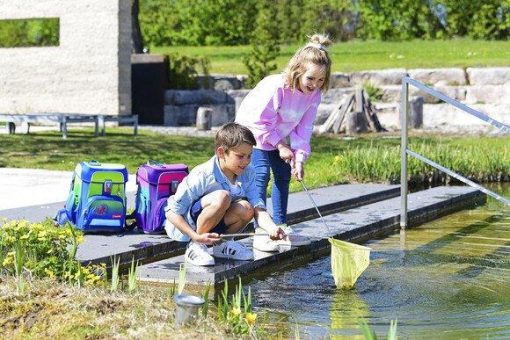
[1,128,508,191]
[152,38,510,74]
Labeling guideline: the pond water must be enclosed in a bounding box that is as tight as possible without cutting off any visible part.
[249,184,510,338]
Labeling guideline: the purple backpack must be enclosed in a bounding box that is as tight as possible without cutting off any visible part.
[134,162,188,233]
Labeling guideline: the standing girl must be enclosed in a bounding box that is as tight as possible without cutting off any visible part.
[235,34,332,235]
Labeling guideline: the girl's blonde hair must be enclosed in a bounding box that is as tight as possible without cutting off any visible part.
[284,34,332,92]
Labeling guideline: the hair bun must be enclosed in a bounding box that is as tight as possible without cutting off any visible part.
[309,34,332,48]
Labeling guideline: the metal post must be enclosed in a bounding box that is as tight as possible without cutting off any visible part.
[400,78,409,228]
[62,116,68,139]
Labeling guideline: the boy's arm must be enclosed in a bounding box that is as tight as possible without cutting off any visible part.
[166,210,220,245]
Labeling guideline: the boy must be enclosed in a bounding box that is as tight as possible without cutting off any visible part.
[165,122,286,266]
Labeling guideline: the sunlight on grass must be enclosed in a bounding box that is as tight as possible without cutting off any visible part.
[154,38,510,74]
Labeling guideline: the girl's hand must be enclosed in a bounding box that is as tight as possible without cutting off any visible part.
[277,143,294,164]
[292,161,304,181]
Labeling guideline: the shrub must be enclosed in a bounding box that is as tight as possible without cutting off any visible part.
[0,219,105,287]
[166,53,210,89]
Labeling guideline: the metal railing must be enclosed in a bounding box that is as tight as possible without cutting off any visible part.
[400,77,510,228]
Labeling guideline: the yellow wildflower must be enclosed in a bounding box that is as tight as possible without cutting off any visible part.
[44,268,55,278]
[334,155,341,163]
[230,307,241,317]
[244,312,257,326]
[2,256,13,267]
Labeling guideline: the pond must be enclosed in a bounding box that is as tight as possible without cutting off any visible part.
[249,184,510,338]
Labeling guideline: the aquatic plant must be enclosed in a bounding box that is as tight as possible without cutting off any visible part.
[217,277,257,335]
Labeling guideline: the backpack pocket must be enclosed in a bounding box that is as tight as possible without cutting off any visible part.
[77,195,125,232]
[135,191,149,232]
[144,197,168,234]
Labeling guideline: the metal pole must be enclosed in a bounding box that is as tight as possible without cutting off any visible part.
[400,78,409,228]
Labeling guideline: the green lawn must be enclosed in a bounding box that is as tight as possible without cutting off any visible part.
[1,128,508,191]
[153,38,510,74]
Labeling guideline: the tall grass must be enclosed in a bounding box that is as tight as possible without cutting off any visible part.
[330,140,509,185]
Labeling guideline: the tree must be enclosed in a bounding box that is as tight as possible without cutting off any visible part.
[132,0,144,53]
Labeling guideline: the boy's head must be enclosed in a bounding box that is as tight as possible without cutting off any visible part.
[215,122,256,152]
[215,123,256,177]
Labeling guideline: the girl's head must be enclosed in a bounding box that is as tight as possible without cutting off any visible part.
[284,34,332,94]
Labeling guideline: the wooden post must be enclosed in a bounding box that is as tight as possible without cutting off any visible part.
[196,107,212,131]
[410,96,424,129]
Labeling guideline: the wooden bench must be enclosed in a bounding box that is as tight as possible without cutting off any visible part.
[0,113,138,139]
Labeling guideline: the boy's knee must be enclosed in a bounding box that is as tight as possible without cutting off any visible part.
[238,201,254,221]
[215,190,232,210]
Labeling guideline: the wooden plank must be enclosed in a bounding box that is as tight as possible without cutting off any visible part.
[332,94,354,134]
[317,95,348,134]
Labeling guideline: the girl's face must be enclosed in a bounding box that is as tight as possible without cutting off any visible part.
[298,63,326,95]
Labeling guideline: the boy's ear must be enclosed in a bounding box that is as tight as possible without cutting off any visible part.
[217,146,226,158]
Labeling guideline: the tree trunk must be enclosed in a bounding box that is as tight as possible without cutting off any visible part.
[132,0,144,53]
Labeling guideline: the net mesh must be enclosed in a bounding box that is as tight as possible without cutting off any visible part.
[329,238,371,289]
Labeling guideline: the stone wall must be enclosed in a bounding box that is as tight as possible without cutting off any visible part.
[0,0,131,116]
[164,67,509,134]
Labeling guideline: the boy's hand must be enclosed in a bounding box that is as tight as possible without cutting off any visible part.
[292,161,304,181]
[277,143,294,164]
[194,232,221,245]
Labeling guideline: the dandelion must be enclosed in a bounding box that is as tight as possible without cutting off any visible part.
[334,155,341,163]
[244,312,257,326]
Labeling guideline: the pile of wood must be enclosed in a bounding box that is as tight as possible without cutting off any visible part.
[315,89,386,135]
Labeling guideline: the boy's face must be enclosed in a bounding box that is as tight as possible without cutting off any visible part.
[218,142,253,178]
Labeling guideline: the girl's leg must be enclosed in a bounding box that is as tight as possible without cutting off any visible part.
[223,200,254,233]
[268,150,291,224]
[251,149,271,205]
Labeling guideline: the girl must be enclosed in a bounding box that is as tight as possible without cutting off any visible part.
[235,34,332,235]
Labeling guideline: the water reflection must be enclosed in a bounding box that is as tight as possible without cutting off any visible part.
[249,184,510,338]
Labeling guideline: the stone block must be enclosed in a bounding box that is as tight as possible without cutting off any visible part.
[164,105,179,126]
[467,67,510,85]
[210,104,235,126]
[350,69,407,87]
[408,68,467,85]
[329,72,351,88]
[227,89,250,111]
[321,88,355,105]
[465,85,510,105]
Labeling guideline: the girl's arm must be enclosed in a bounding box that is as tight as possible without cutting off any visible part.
[289,100,319,163]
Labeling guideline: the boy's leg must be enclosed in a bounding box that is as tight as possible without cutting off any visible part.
[195,190,231,234]
[250,149,271,206]
[269,150,291,224]
[223,200,254,233]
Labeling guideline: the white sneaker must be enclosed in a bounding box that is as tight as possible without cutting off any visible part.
[252,227,279,252]
[213,240,253,261]
[185,242,215,266]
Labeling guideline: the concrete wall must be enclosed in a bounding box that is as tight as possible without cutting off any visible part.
[0,0,131,116]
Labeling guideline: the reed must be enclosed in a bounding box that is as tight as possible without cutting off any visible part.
[110,256,120,293]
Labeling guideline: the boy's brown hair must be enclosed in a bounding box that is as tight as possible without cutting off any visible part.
[215,122,256,152]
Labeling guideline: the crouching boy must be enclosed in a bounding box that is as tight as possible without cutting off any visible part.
[165,122,286,266]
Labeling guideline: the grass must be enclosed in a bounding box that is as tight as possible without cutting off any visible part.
[1,128,508,191]
[152,38,510,74]
[0,276,227,338]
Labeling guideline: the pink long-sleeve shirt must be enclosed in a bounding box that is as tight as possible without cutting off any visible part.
[235,74,321,163]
